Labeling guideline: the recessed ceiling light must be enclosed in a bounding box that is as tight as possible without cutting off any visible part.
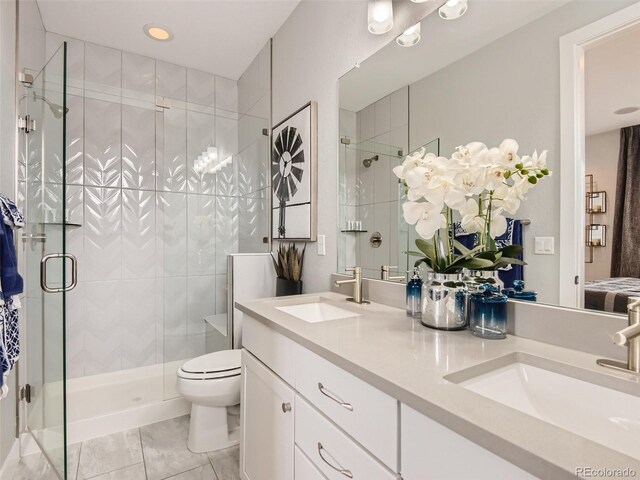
[397,23,421,47]
[614,106,640,115]
[439,0,468,20]
[143,23,173,42]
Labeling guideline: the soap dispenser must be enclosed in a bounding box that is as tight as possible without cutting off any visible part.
[406,267,422,318]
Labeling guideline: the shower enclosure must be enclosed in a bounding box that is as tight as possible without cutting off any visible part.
[17,34,271,479]
[19,43,70,478]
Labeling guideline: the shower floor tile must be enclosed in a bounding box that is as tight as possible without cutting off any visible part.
[11,415,239,480]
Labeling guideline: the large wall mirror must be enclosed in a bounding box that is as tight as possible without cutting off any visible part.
[337,0,640,316]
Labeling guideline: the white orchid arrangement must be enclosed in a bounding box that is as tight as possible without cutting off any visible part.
[393,139,550,273]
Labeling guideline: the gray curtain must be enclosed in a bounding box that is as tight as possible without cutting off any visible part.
[611,125,640,277]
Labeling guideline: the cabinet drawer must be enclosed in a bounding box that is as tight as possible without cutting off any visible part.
[295,395,400,480]
[242,314,297,385]
[295,346,398,469]
[295,446,328,480]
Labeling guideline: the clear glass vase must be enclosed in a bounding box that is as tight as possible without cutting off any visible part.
[421,272,467,330]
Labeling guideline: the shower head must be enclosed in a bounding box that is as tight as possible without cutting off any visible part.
[363,154,379,168]
[48,102,68,119]
[30,92,68,119]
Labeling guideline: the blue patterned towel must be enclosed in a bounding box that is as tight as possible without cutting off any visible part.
[0,194,25,228]
[0,297,19,390]
[453,218,524,288]
[0,220,23,297]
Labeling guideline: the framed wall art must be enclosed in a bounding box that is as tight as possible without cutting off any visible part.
[271,101,318,241]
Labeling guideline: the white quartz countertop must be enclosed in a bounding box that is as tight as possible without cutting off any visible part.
[236,292,640,480]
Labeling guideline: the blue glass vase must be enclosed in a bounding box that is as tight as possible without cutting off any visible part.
[469,286,508,339]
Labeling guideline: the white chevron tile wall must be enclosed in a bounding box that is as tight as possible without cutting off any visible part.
[43,32,259,380]
[123,189,156,279]
[122,104,156,191]
[84,98,122,188]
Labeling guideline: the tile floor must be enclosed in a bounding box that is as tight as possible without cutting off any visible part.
[12,415,239,480]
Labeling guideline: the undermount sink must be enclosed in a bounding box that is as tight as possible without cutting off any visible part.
[445,353,640,460]
[276,302,361,323]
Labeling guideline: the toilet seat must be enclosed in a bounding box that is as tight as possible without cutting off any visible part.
[178,349,241,381]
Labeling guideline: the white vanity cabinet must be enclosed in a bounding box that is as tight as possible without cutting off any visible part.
[240,313,535,480]
[241,314,399,480]
[401,404,538,480]
[240,349,295,480]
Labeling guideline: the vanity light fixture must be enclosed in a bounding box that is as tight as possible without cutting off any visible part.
[438,0,468,20]
[143,23,174,42]
[397,23,421,47]
[614,106,640,115]
[368,0,393,35]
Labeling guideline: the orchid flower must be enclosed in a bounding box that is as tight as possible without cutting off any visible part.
[402,201,446,240]
[459,198,485,234]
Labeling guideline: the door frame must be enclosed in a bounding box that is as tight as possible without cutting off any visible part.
[559,2,640,308]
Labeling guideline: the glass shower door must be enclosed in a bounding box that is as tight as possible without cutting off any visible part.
[21,43,71,479]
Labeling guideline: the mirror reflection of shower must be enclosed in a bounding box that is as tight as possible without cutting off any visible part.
[363,154,378,168]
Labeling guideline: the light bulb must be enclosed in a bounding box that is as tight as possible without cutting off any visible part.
[368,0,393,35]
[396,23,421,47]
[438,0,468,20]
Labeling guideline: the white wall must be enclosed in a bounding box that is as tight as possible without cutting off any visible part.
[272,0,438,293]
[407,0,635,304]
[585,129,619,281]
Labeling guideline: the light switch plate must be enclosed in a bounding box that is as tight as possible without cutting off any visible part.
[534,236,554,255]
[317,234,326,255]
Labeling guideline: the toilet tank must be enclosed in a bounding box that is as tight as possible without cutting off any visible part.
[227,253,276,349]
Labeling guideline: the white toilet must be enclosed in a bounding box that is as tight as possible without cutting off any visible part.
[176,349,242,453]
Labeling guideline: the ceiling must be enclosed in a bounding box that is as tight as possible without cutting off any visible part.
[585,23,640,136]
[36,0,301,80]
[340,0,571,112]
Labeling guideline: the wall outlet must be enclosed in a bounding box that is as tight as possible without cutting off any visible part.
[534,237,554,255]
[317,235,326,255]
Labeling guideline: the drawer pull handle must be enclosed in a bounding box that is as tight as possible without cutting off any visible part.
[317,442,353,478]
[281,402,292,413]
[318,383,353,411]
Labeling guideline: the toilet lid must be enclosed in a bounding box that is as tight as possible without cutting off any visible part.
[180,349,241,375]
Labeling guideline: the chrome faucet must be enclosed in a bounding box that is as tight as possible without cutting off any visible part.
[598,297,640,373]
[380,265,405,282]
[335,267,369,304]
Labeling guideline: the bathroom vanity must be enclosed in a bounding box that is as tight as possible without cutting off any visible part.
[237,292,640,480]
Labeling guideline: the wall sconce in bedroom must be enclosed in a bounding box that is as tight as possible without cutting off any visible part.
[587,224,607,248]
[585,174,607,263]
[439,0,468,20]
[587,191,607,214]
[397,23,421,47]
[368,0,393,34]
